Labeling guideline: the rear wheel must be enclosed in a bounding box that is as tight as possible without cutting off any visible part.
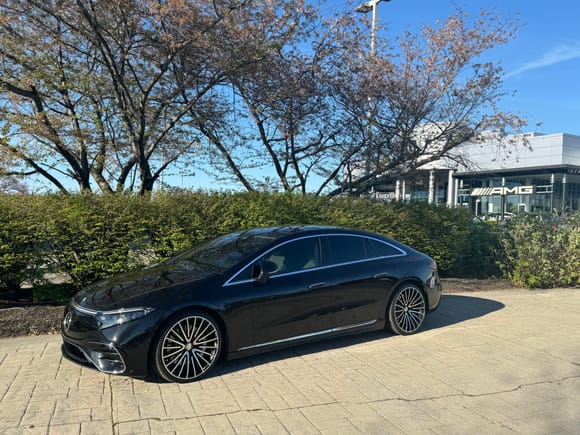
[387,284,426,335]
[154,311,221,383]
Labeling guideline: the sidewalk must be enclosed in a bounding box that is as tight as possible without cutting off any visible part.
[1,288,579,434]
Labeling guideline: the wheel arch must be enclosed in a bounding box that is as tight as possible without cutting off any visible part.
[386,278,428,311]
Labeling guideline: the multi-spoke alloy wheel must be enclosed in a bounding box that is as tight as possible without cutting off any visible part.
[155,311,221,383]
[387,284,426,335]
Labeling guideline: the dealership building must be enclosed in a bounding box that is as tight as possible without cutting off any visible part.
[382,132,580,216]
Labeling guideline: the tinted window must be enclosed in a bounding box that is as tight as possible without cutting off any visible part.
[324,235,404,265]
[263,237,319,275]
[326,235,367,264]
[230,237,320,282]
[364,238,404,258]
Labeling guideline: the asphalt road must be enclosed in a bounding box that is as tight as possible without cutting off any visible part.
[1,288,579,434]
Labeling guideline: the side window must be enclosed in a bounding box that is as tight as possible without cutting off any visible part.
[263,237,319,275]
[325,235,367,264]
[232,262,254,282]
[364,238,404,258]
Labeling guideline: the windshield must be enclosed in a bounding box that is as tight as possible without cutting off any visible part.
[169,230,278,273]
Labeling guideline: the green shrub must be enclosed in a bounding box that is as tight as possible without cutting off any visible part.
[446,218,502,278]
[498,213,580,288]
[33,283,76,304]
[0,195,46,294]
[381,202,472,271]
[38,194,155,287]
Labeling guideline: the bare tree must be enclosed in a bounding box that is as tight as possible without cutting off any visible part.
[0,0,280,193]
[1,2,526,195]
[195,6,526,195]
[193,10,371,194]
[326,8,526,195]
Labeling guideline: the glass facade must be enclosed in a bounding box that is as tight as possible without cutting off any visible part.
[371,131,580,217]
[456,171,580,217]
[380,168,580,218]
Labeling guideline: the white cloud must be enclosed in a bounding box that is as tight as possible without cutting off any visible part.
[506,42,580,78]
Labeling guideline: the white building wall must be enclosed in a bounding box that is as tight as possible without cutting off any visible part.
[451,132,580,173]
[562,133,580,166]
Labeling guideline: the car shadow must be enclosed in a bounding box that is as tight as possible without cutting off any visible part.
[421,294,505,331]
[197,294,505,381]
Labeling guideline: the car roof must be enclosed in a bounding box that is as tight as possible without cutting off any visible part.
[240,225,336,236]
[237,225,388,242]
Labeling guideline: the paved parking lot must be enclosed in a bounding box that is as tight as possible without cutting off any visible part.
[1,288,579,434]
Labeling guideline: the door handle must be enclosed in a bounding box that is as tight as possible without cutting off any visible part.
[373,273,389,279]
[308,282,327,289]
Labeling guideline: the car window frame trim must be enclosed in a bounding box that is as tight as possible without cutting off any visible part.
[223,233,407,287]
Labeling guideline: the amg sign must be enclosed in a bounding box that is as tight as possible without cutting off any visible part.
[471,186,535,196]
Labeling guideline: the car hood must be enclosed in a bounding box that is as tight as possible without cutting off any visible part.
[73,260,219,311]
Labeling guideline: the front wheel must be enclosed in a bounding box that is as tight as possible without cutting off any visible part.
[154,310,222,383]
[387,284,426,335]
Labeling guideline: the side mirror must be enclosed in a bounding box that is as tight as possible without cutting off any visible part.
[251,260,277,285]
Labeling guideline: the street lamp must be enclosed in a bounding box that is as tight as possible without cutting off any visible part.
[355,0,391,56]
[355,0,392,180]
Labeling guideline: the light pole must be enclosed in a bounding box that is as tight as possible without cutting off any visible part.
[355,0,391,56]
[355,0,392,181]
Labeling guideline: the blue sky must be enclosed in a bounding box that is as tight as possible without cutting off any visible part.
[331,0,580,135]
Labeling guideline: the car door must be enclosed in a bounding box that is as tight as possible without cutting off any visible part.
[253,236,335,345]
[224,236,333,350]
[320,235,403,328]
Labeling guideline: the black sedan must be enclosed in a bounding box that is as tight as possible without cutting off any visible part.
[62,226,441,383]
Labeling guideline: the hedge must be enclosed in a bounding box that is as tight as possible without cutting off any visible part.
[498,213,580,288]
[1,191,578,300]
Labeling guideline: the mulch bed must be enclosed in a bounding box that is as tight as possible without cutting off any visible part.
[0,287,66,338]
[0,305,65,337]
[0,278,519,339]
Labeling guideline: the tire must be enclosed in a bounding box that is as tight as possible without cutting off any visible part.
[387,283,426,335]
[154,310,222,383]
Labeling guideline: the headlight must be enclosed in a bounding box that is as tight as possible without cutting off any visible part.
[96,307,154,330]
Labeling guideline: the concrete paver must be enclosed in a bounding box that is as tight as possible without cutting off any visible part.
[1,288,579,434]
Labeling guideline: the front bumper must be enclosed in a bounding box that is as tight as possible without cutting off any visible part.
[61,337,126,374]
[61,305,157,378]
